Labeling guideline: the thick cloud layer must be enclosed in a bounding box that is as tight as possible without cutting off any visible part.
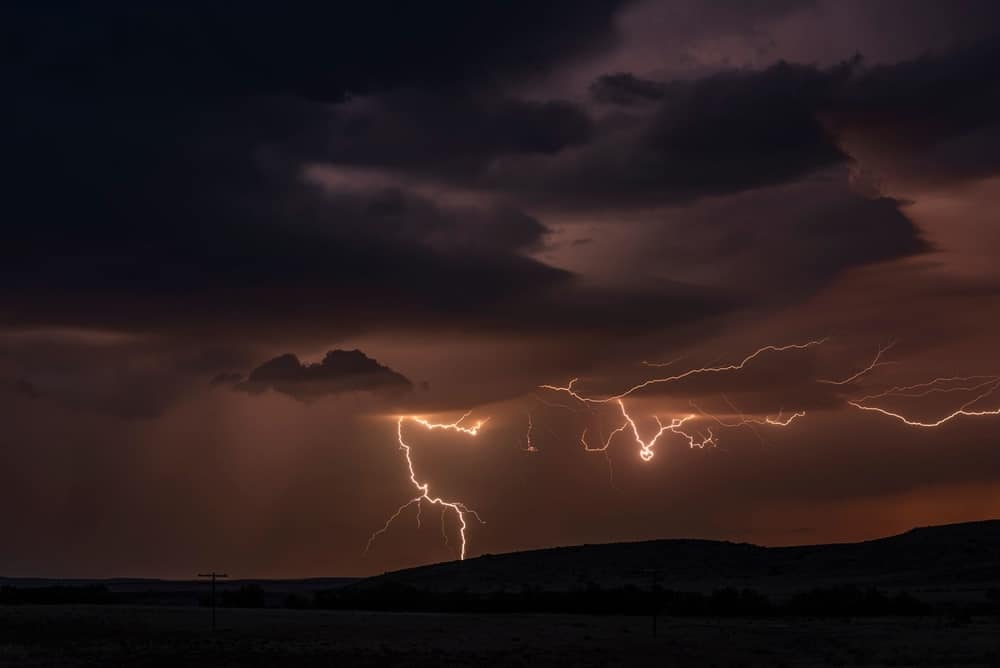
[7,6,996,341]
[4,1,1000,578]
[5,1,628,99]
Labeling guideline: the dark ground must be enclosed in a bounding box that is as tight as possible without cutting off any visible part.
[1,605,998,667]
[358,520,1000,596]
[4,522,1000,665]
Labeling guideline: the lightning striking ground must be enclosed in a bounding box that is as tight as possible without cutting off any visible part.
[366,414,486,561]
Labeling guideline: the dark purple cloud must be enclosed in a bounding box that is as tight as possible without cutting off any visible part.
[5,1,629,100]
[236,349,412,402]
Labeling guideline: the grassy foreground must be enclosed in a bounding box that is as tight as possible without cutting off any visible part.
[1,605,998,667]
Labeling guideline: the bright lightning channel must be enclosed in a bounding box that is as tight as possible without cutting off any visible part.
[540,339,828,403]
[366,413,486,561]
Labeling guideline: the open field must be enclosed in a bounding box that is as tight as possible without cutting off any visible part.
[1,605,999,667]
[3,522,999,665]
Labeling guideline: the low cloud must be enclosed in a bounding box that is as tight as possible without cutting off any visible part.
[236,349,413,402]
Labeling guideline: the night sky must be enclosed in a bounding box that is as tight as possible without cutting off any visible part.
[5,1,1000,578]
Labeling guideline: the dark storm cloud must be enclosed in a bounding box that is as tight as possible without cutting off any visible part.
[589,73,668,105]
[825,38,1000,187]
[316,187,550,254]
[5,1,629,100]
[833,40,1000,142]
[641,175,929,299]
[236,349,412,402]
[0,91,569,336]
[487,60,853,209]
[303,60,855,210]
[0,88,729,341]
[2,1,996,359]
[2,0,707,342]
[487,38,1000,209]
[320,89,594,177]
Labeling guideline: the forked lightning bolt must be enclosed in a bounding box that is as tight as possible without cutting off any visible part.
[366,339,1000,565]
[694,401,806,429]
[817,341,897,385]
[848,377,1000,427]
[854,376,1000,402]
[366,413,486,560]
[610,399,714,462]
[543,340,822,461]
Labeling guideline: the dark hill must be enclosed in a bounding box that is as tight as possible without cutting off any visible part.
[356,520,1000,597]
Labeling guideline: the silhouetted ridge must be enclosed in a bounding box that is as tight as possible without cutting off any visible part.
[355,520,1000,594]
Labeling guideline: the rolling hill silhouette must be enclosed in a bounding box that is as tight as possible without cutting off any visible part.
[356,520,1000,596]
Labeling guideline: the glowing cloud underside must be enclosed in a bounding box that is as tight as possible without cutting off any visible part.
[366,339,1000,563]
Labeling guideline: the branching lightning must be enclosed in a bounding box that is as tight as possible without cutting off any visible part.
[817,341,897,385]
[366,413,486,561]
[540,336,1000,469]
[541,340,824,462]
[540,339,828,403]
[854,375,1000,402]
[578,400,715,460]
[367,337,1000,566]
[693,399,805,429]
[848,377,1000,427]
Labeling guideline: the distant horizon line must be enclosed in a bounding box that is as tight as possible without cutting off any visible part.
[3,517,997,583]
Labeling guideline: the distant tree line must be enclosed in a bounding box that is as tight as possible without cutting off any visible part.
[3,583,1000,619]
[0,585,115,605]
[309,583,940,617]
[211,584,267,609]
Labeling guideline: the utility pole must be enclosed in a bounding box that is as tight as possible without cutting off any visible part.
[198,572,228,631]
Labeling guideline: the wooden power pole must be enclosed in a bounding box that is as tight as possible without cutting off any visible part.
[198,572,228,631]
